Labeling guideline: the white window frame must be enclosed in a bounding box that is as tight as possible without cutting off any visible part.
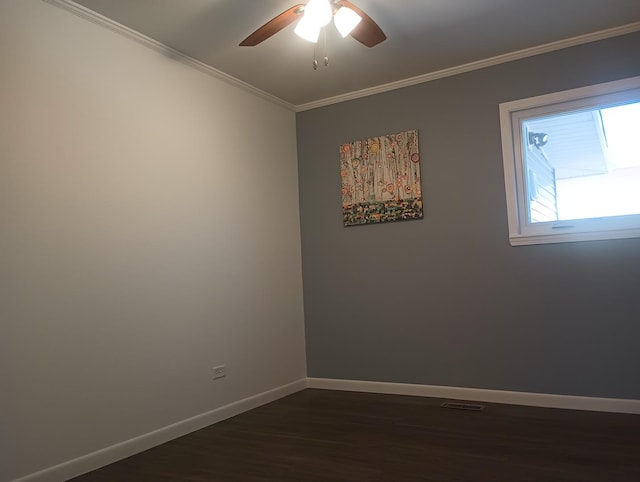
[499,76,640,246]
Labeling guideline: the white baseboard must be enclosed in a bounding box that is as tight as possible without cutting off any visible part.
[12,377,640,481]
[307,378,640,414]
[12,378,307,482]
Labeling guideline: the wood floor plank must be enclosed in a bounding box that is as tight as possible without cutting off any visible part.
[70,389,640,481]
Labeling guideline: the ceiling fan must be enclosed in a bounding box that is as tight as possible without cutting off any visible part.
[239,0,386,48]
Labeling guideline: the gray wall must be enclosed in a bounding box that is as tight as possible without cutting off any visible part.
[297,32,640,400]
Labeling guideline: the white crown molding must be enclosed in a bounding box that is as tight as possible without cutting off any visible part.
[41,0,296,112]
[41,1,640,113]
[307,378,640,414]
[10,378,307,482]
[296,21,640,112]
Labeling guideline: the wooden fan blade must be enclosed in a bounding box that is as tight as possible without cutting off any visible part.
[337,0,386,47]
[240,4,305,46]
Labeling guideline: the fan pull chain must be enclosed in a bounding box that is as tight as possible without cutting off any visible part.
[311,28,330,70]
[313,44,318,70]
[323,28,329,67]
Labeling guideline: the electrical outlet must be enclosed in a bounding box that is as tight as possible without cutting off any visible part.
[212,365,226,380]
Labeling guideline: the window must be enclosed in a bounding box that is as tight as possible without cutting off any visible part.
[499,76,640,246]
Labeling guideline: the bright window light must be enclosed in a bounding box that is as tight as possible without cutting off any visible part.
[601,102,640,169]
[523,101,640,223]
[499,76,640,245]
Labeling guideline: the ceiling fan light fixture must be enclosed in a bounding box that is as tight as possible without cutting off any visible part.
[303,0,333,27]
[294,15,321,43]
[239,1,386,49]
[333,6,362,37]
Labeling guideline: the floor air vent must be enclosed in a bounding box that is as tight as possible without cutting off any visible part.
[440,402,486,411]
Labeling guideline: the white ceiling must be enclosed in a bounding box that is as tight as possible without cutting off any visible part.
[69,0,640,107]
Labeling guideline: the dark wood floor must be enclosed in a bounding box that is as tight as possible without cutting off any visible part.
[71,389,640,482]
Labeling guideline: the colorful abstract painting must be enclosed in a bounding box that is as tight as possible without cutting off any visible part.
[340,129,422,226]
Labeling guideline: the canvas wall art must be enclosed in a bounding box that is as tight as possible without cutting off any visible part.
[340,129,422,226]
